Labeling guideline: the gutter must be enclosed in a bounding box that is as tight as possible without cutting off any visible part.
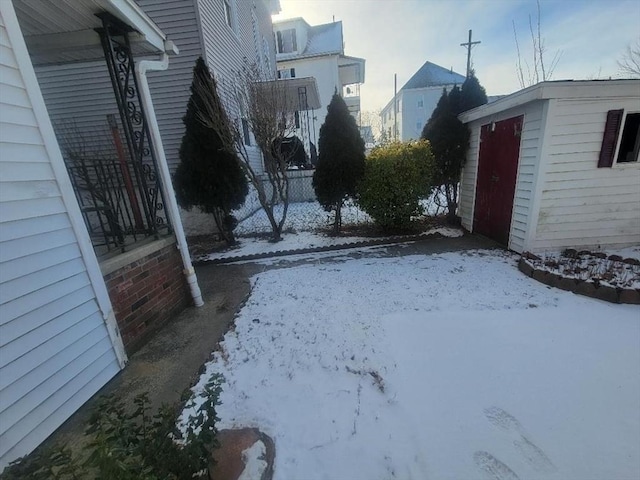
[135,42,204,307]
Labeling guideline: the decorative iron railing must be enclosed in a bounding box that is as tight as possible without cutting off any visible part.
[67,153,169,254]
[63,12,171,256]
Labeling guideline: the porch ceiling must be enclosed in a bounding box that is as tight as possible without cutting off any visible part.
[338,55,365,86]
[257,77,322,112]
[13,0,171,66]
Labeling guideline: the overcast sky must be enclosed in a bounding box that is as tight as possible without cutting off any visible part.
[273,0,640,113]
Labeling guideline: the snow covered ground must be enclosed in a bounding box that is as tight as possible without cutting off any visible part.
[183,248,640,480]
[200,195,459,261]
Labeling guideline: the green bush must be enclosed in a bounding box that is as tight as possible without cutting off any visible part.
[357,141,435,231]
[1,375,223,480]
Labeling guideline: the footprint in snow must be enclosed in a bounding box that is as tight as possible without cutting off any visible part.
[483,406,556,473]
[473,451,520,480]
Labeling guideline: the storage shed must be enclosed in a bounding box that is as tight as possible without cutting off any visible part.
[458,80,640,253]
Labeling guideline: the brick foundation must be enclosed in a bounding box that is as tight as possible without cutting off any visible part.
[103,239,191,354]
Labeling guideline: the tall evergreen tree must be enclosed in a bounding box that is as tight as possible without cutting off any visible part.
[421,87,469,223]
[313,93,366,234]
[460,70,488,113]
[173,57,248,245]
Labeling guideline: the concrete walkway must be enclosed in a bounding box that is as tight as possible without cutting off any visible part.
[34,233,500,458]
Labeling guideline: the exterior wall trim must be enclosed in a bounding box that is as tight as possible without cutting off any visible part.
[523,99,553,252]
[2,0,127,367]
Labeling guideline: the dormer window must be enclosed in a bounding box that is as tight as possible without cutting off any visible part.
[276,28,297,54]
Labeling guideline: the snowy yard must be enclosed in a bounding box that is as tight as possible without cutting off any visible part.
[185,248,640,480]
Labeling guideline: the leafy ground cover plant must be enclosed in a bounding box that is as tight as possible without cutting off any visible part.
[1,375,223,480]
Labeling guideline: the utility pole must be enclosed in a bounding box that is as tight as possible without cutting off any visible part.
[393,73,397,141]
[460,29,481,78]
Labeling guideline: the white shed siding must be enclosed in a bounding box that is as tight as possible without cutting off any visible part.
[532,97,640,251]
[0,8,121,468]
[459,101,546,252]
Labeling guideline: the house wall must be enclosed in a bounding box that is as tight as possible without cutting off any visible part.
[136,0,203,174]
[380,85,458,142]
[276,55,340,146]
[400,86,451,141]
[102,238,190,354]
[0,5,123,468]
[196,0,274,174]
[460,101,546,253]
[531,96,640,252]
[33,1,277,236]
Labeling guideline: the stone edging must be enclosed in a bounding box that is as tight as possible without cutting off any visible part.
[194,232,442,265]
[518,257,640,304]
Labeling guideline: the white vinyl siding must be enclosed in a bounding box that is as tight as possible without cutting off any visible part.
[460,102,545,252]
[0,9,121,468]
[136,0,204,173]
[532,97,640,251]
[196,0,266,173]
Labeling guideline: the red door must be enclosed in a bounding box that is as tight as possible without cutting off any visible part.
[473,115,523,246]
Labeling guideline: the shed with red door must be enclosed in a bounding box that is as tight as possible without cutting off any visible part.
[458,79,640,254]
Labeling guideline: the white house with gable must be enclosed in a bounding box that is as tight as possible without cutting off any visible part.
[272,17,365,151]
[458,79,640,253]
[381,61,466,142]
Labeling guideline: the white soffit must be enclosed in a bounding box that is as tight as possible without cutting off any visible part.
[13,0,169,65]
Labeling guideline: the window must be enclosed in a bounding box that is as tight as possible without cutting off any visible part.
[222,0,232,28]
[617,112,640,163]
[276,28,297,54]
[416,121,422,132]
[277,68,296,79]
[294,111,300,129]
[418,99,424,108]
[598,109,640,167]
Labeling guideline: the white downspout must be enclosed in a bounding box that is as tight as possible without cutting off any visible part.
[135,44,204,307]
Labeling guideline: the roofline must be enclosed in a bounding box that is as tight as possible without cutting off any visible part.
[277,51,340,62]
[459,79,640,123]
[381,89,403,114]
[107,0,168,53]
[339,54,365,64]
[272,16,310,29]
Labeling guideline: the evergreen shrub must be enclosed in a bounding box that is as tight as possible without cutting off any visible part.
[357,141,435,231]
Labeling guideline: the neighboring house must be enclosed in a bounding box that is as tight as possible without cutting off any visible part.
[0,0,201,468]
[272,17,366,151]
[381,61,465,141]
[32,0,283,233]
[458,79,640,253]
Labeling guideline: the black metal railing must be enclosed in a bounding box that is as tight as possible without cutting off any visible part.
[66,147,169,255]
[87,12,170,255]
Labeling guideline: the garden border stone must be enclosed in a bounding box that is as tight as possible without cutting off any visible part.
[518,257,638,304]
[194,232,444,265]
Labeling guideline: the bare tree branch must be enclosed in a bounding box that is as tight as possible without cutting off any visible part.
[513,0,562,87]
[194,63,300,241]
[618,37,640,78]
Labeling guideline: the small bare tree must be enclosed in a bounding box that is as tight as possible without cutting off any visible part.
[194,63,299,242]
[513,0,562,88]
[618,38,640,78]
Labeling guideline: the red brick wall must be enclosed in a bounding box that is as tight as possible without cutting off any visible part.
[104,242,191,354]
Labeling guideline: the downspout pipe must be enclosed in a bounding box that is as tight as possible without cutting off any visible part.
[135,45,204,307]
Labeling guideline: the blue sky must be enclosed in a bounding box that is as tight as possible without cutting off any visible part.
[273,0,640,113]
